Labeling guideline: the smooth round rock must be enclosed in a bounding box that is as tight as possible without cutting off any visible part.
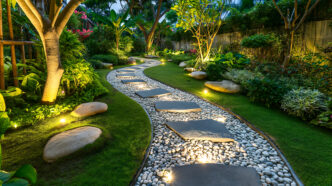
[179,62,187,68]
[128,57,136,64]
[43,126,102,162]
[190,71,207,80]
[71,102,108,117]
[205,80,241,93]
[102,63,113,69]
[185,67,195,72]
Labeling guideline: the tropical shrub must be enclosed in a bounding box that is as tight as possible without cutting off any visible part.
[0,164,37,186]
[310,111,332,129]
[88,59,104,69]
[120,36,134,53]
[91,54,118,64]
[60,30,86,61]
[169,53,195,64]
[84,25,115,56]
[213,52,250,69]
[246,77,290,107]
[281,88,328,120]
[241,34,275,48]
[206,61,228,81]
[223,69,264,88]
[0,93,5,112]
[0,112,10,135]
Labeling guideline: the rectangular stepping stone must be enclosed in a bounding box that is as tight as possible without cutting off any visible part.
[166,119,234,142]
[136,88,171,98]
[155,101,201,113]
[117,69,135,73]
[121,79,146,84]
[170,164,261,186]
[116,73,136,78]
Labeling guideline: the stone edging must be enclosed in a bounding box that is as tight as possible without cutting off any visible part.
[143,65,304,186]
[106,71,154,186]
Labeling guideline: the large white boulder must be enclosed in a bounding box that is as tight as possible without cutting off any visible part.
[179,62,187,68]
[205,80,241,93]
[71,102,108,117]
[190,71,207,80]
[43,126,102,162]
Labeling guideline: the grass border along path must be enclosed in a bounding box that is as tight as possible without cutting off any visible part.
[144,62,332,186]
[2,68,151,186]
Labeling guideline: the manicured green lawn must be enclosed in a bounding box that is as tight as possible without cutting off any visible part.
[1,68,151,185]
[144,62,332,186]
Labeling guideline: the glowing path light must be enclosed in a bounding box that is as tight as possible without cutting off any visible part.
[60,118,66,124]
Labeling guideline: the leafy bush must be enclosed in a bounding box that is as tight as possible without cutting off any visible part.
[0,164,37,186]
[223,69,264,88]
[84,25,115,56]
[60,30,86,61]
[131,37,146,54]
[0,93,5,112]
[310,111,332,129]
[213,52,250,69]
[281,88,328,120]
[91,54,118,65]
[21,73,42,95]
[120,36,134,53]
[206,61,228,81]
[0,112,10,135]
[169,53,195,64]
[88,59,104,69]
[246,77,290,107]
[241,34,275,48]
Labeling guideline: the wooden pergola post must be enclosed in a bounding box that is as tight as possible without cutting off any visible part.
[7,0,19,87]
[0,1,5,89]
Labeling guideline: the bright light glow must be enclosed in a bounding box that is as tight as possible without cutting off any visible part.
[140,59,144,62]
[216,116,227,123]
[198,155,209,164]
[133,62,137,65]
[14,124,17,129]
[163,172,173,183]
[60,118,66,124]
[203,89,208,94]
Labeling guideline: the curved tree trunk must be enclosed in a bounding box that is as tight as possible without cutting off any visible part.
[41,30,64,104]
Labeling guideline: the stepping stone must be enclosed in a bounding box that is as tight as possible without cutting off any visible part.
[122,79,146,84]
[71,102,108,117]
[155,101,201,113]
[43,126,102,163]
[166,119,234,142]
[136,88,171,98]
[170,164,261,186]
[116,73,136,78]
[117,69,135,73]
[179,61,187,67]
[190,71,207,80]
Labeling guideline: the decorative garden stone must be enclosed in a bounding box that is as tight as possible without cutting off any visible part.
[166,119,234,142]
[102,63,113,69]
[190,71,207,80]
[205,80,241,93]
[116,73,136,78]
[155,101,201,112]
[117,69,135,73]
[128,57,136,64]
[179,62,187,67]
[71,102,108,117]
[184,67,195,72]
[43,126,102,163]
[170,164,261,186]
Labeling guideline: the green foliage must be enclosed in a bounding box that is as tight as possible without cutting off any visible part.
[281,88,328,120]
[246,77,290,107]
[120,36,134,53]
[169,54,194,64]
[88,59,104,69]
[60,30,86,61]
[241,34,275,48]
[21,73,42,95]
[0,164,37,186]
[310,111,332,129]
[223,69,264,88]
[85,25,115,56]
[0,112,10,136]
[91,55,118,65]
[131,37,146,54]
[214,52,250,69]
[206,61,228,81]
[0,93,5,112]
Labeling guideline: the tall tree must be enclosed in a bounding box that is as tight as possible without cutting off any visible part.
[124,0,172,52]
[13,0,85,103]
[272,0,321,68]
[173,0,228,68]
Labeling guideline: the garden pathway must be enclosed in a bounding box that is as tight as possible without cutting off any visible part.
[107,58,297,186]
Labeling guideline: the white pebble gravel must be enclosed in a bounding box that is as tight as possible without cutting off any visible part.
[107,58,296,186]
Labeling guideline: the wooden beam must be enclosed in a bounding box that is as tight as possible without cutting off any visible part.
[21,45,26,74]
[0,40,34,45]
[0,1,4,89]
[7,0,18,87]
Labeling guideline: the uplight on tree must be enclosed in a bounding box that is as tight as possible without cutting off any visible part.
[173,0,228,69]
